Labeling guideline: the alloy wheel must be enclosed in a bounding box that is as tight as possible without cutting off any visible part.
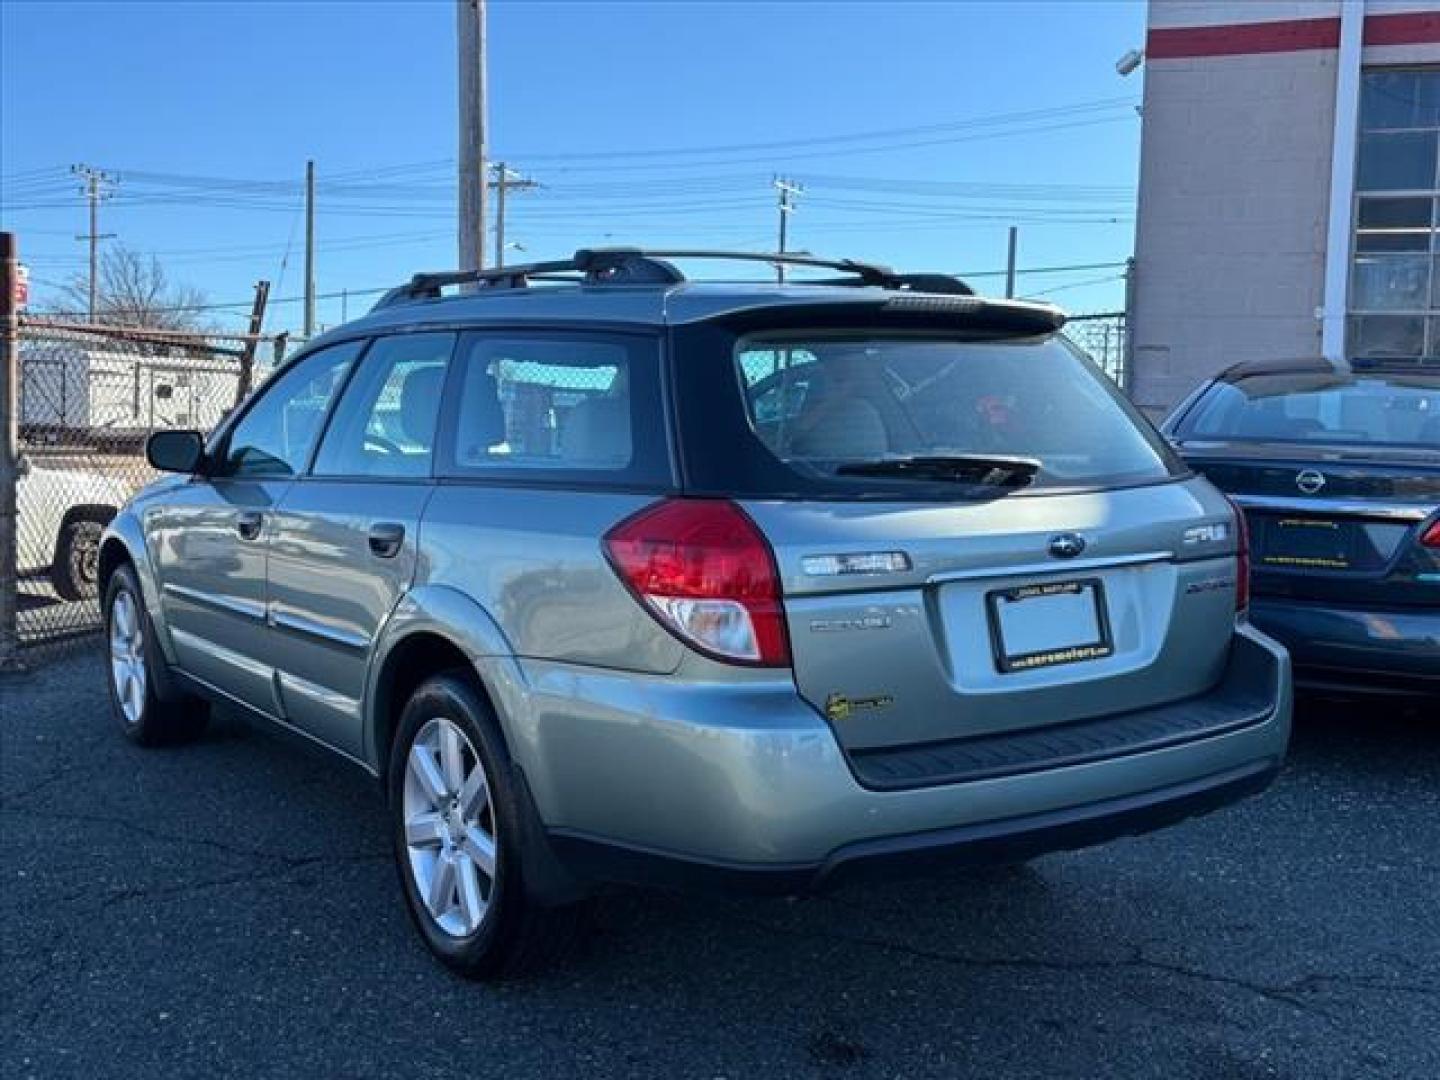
[402,717,499,938]
[109,589,147,727]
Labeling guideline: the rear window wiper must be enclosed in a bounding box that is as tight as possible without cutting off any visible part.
[834,454,1040,487]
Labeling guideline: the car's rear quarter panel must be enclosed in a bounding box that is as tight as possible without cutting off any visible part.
[419,485,683,673]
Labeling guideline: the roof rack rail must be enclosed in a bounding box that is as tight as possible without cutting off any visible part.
[370,247,973,311]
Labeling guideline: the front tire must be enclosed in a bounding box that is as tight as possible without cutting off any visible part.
[52,514,108,601]
[389,673,589,979]
[104,564,208,746]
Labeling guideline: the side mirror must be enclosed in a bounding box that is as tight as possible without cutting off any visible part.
[146,430,206,474]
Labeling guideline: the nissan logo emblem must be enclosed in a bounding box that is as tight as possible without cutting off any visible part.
[1048,533,1086,559]
[1295,469,1326,495]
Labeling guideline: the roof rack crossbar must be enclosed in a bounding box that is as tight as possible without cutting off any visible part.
[579,248,896,286]
[370,247,974,311]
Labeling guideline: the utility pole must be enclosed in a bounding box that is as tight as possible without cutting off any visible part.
[458,0,488,274]
[1004,226,1019,299]
[71,165,116,321]
[773,176,803,283]
[491,162,539,268]
[303,160,316,338]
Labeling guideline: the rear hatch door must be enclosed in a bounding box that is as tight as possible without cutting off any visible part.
[745,478,1240,752]
[672,305,1248,755]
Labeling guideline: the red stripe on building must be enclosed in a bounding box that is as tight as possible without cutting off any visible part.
[1146,16,1339,59]
[1147,10,1440,60]
[1364,11,1440,47]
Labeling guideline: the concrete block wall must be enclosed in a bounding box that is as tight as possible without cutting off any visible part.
[1131,46,1336,412]
[1131,2,1343,413]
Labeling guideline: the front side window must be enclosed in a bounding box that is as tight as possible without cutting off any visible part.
[1176,372,1440,448]
[217,341,361,478]
[313,333,455,478]
[439,332,670,486]
[734,335,1177,494]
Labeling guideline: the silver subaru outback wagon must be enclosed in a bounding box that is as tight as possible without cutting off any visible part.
[99,249,1291,978]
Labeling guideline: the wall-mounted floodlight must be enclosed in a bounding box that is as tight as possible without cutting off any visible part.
[1116,49,1145,76]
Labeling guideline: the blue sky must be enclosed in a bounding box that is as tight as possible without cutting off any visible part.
[1,0,1147,334]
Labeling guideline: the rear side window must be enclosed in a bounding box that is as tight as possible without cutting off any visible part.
[436,331,671,488]
[728,334,1177,496]
[1176,372,1440,448]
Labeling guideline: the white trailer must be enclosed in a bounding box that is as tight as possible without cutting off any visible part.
[19,342,240,437]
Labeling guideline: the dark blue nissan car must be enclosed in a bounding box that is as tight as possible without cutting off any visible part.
[1163,360,1440,699]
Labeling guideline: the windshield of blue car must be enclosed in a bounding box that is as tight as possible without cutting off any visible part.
[1176,372,1440,448]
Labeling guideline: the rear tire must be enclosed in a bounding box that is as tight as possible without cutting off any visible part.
[388,673,590,979]
[103,564,208,746]
[52,514,108,601]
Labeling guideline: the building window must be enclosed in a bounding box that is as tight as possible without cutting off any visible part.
[1351,69,1440,363]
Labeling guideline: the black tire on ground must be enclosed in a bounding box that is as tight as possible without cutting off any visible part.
[51,513,108,601]
[389,673,591,980]
[102,563,209,747]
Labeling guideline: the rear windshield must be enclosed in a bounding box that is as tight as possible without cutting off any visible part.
[726,334,1178,497]
[1175,371,1440,448]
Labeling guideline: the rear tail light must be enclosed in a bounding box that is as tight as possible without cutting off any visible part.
[1422,519,1440,549]
[604,499,791,666]
[1227,497,1251,613]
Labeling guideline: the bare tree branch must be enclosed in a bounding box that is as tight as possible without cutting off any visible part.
[59,245,213,331]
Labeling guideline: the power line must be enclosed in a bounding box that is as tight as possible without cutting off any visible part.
[2,101,1138,210]
[214,98,1135,186]
[504,96,1138,161]
[953,259,1128,279]
[1026,272,1128,297]
[506,115,1140,173]
[31,282,391,317]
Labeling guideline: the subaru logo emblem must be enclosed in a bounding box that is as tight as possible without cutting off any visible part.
[1295,469,1326,495]
[1048,533,1086,559]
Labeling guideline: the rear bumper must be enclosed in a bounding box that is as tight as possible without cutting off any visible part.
[1251,597,1440,697]
[546,759,1280,896]
[508,623,1291,888]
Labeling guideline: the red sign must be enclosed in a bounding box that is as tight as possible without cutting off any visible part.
[13,263,28,310]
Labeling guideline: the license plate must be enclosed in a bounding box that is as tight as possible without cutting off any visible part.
[986,578,1113,673]
[1261,517,1354,570]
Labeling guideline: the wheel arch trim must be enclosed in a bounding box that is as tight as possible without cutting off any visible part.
[363,583,533,776]
[98,511,178,665]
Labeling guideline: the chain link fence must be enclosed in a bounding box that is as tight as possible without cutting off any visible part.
[1065,311,1129,389]
[2,314,277,659]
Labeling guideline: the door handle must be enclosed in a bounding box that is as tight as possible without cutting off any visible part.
[368,522,406,559]
[235,511,264,541]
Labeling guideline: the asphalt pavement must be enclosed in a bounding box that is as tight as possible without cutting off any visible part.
[2,654,1436,1079]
